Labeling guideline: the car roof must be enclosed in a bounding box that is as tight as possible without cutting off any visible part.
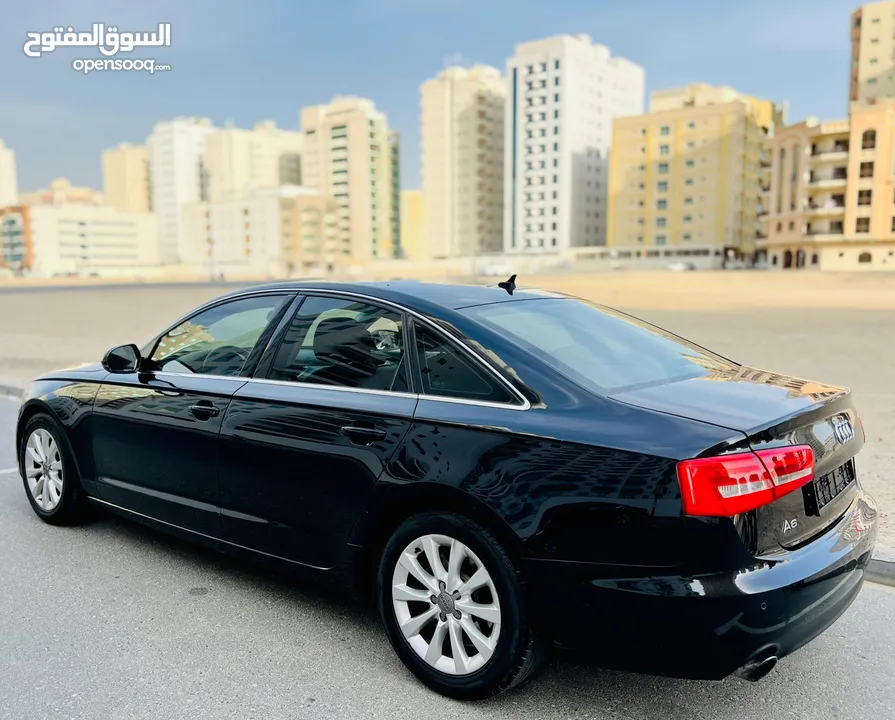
[220,279,573,313]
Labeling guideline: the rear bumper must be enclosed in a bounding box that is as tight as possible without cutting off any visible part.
[526,491,878,679]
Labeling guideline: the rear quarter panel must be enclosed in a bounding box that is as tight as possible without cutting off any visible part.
[368,394,744,569]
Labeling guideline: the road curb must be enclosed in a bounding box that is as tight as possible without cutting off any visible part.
[0,383,24,400]
[868,559,895,588]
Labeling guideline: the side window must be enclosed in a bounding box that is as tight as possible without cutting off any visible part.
[414,322,515,404]
[150,295,288,377]
[268,295,409,392]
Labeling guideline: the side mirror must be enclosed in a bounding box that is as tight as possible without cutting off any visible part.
[102,344,142,373]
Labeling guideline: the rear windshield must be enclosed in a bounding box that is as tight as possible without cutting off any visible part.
[461,298,737,394]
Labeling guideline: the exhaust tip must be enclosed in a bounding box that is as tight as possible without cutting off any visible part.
[735,654,778,682]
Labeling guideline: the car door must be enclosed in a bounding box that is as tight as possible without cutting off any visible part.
[92,292,294,536]
[217,293,418,569]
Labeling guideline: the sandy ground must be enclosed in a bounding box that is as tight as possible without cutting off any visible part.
[0,271,892,559]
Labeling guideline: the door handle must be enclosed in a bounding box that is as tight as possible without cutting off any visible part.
[189,403,221,419]
[340,425,387,444]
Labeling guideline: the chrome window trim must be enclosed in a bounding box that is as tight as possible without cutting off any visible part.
[241,377,529,411]
[142,285,532,411]
[291,289,531,410]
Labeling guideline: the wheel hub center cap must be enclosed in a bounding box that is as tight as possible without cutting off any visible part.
[436,592,455,615]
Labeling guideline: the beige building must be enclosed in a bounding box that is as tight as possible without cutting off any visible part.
[0,201,158,277]
[421,65,505,258]
[19,178,104,206]
[609,84,782,258]
[0,140,18,208]
[203,121,303,203]
[400,189,426,261]
[102,143,151,213]
[850,1,895,103]
[181,186,343,278]
[300,96,395,263]
[758,100,895,271]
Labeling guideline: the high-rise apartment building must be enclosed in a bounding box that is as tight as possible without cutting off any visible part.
[181,186,343,278]
[758,100,895,271]
[203,121,303,202]
[609,84,782,256]
[400,189,426,261]
[850,1,895,103]
[0,140,19,208]
[147,117,216,264]
[300,97,395,262]
[421,65,506,258]
[102,143,151,213]
[503,35,644,255]
[388,131,402,258]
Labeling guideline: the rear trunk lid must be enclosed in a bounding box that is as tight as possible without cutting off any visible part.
[611,367,864,553]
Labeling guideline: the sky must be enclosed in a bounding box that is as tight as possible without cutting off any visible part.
[0,0,856,193]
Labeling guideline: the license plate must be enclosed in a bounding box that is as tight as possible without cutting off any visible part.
[813,460,856,512]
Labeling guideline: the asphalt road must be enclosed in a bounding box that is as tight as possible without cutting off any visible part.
[1,397,893,720]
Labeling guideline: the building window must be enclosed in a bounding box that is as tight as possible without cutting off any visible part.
[660,126,670,136]
[688,122,695,129]
[862,130,876,149]
[554,76,560,86]
[554,126,559,135]
[657,181,668,192]
[554,93,560,102]
[553,158,558,167]
[555,59,560,69]
[657,199,667,210]
[811,253,818,265]
[870,57,879,64]
[682,233,692,241]
[656,235,667,245]
[776,222,783,232]
[656,217,667,228]
[683,215,692,223]
[856,218,870,233]
[658,163,669,173]
[858,189,872,205]
[553,142,559,151]
[892,216,895,232]
[685,178,693,186]
[789,221,795,230]
[659,145,670,155]
[860,161,874,177]
[554,109,559,119]
[859,251,872,263]
[684,197,693,205]
[685,159,694,167]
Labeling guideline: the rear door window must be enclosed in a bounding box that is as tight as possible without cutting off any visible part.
[413,322,516,404]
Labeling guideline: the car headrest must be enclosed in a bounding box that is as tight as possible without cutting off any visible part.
[312,316,377,372]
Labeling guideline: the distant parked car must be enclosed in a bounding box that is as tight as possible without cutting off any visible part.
[725,260,747,270]
[667,261,696,272]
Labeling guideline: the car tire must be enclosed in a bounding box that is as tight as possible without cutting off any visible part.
[377,512,544,700]
[19,413,92,526]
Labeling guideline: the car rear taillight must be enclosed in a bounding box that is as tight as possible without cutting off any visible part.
[677,445,814,517]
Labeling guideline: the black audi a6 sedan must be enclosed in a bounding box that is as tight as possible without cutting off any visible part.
[15,280,877,699]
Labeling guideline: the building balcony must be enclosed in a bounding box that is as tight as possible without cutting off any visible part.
[805,201,845,216]
[807,175,847,189]
[805,224,844,241]
[810,150,849,163]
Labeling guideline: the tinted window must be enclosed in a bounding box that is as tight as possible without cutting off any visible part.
[269,296,408,392]
[150,295,287,377]
[462,299,736,394]
[414,323,514,404]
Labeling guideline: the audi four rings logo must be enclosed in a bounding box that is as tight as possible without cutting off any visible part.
[833,417,855,444]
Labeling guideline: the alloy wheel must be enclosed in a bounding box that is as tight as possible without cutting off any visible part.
[24,428,64,512]
[391,533,502,676]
